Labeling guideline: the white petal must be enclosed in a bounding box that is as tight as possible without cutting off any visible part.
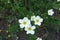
[34,21,40,25]
[38,23,41,26]
[23,17,29,21]
[34,22,38,25]
[31,16,35,21]
[27,20,30,24]
[26,31,29,34]
[40,18,43,22]
[36,16,40,19]
[19,24,24,28]
[18,19,22,23]
[35,22,41,26]
[36,38,42,40]
[26,31,31,34]
[26,30,35,34]
[24,24,30,27]
[48,9,53,12]
[48,12,54,16]
[30,31,35,34]
[57,0,60,2]
[32,26,36,29]
[24,27,28,31]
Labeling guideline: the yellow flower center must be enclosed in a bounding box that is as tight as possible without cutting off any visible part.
[28,27,32,31]
[36,19,39,22]
[23,21,27,25]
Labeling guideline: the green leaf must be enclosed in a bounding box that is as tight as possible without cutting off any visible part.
[28,35,36,40]
[0,36,2,40]
[9,21,19,33]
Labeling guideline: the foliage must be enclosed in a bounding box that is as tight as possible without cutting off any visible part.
[0,0,60,40]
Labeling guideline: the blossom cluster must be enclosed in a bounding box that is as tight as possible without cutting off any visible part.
[18,9,54,35]
[18,16,43,35]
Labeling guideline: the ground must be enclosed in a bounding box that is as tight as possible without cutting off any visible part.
[0,9,60,40]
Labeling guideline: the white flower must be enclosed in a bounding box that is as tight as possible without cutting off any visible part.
[31,16,36,21]
[18,17,30,28]
[36,37,42,40]
[57,0,60,2]
[48,9,54,16]
[34,16,43,26]
[25,25,36,34]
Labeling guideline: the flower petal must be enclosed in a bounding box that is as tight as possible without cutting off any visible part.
[32,26,36,29]
[23,17,29,21]
[31,16,35,21]
[19,24,24,28]
[18,19,22,23]
[40,18,43,22]
[26,30,35,35]
[38,23,41,26]
[36,37,42,40]
[30,31,35,34]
